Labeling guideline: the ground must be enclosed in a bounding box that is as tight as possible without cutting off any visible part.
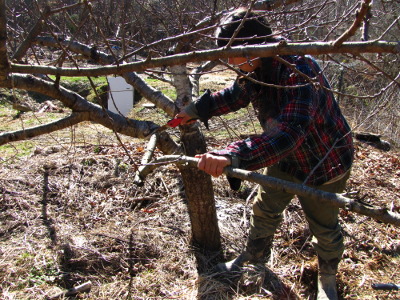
[0,119,399,299]
[0,67,399,299]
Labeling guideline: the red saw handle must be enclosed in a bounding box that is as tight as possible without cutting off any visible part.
[166,117,184,128]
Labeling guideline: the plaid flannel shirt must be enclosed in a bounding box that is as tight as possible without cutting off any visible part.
[196,55,354,186]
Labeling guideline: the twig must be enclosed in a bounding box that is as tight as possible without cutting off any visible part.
[130,196,160,203]
[241,184,258,226]
[333,0,372,47]
[225,0,257,49]
[41,165,57,245]
[372,283,400,291]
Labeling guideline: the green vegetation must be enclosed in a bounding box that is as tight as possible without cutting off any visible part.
[0,141,35,162]
[144,77,177,100]
[48,75,107,85]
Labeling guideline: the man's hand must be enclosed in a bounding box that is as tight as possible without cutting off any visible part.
[195,153,231,177]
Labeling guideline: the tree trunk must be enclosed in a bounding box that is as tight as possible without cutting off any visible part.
[179,143,221,250]
[170,65,221,251]
[178,124,221,251]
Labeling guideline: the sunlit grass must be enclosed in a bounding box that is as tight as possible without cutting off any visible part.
[48,75,107,85]
[1,73,257,163]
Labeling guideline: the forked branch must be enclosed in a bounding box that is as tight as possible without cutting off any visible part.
[333,0,372,47]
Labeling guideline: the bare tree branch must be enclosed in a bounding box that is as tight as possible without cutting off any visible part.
[1,73,181,154]
[0,112,86,145]
[123,72,176,116]
[333,0,372,47]
[145,155,400,227]
[0,0,9,79]
[134,133,160,185]
[10,41,399,77]
[190,60,219,96]
[254,0,304,10]
[2,74,166,138]
[32,36,176,116]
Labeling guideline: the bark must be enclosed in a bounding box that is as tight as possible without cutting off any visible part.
[170,64,221,251]
[0,0,9,80]
[34,37,115,64]
[0,74,180,154]
[178,128,221,251]
[48,281,92,299]
[148,155,400,227]
[10,41,399,77]
[190,61,218,97]
[0,112,86,145]
[123,72,175,117]
[133,134,160,185]
[333,0,372,47]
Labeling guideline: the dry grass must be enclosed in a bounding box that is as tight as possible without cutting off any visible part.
[0,69,399,299]
[0,135,399,299]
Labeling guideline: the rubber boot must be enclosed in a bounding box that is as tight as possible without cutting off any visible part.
[317,256,340,300]
[213,236,273,275]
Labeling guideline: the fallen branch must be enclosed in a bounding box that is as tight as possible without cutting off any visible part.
[142,155,400,227]
[372,283,400,291]
[134,133,159,185]
[47,281,92,299]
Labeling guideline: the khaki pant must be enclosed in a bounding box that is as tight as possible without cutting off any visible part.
[250,164,350,261]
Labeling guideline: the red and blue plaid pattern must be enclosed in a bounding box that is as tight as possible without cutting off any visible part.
[204,55,354,186]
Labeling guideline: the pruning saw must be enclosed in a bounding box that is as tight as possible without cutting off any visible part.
[149,117,196,136]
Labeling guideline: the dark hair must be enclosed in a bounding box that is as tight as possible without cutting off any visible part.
[216,9,274,47]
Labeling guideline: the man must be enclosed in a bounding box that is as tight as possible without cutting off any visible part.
[177,8,354,300]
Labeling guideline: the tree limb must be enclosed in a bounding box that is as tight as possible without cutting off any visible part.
[254,0,303,10]
[141,155,400,227]
[10,41,400,77]
[0,112,86,146]
[123,72,176,116]
[190,60,219,97]
[134,133,160,185]
[0,74,176,143]
[47,281,91,300]
[33,36,176,116]
[0,0,9,79]
[0,74,181,154]
[34,36,115,64]
[333,0,372,47]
